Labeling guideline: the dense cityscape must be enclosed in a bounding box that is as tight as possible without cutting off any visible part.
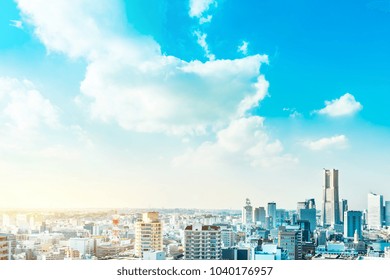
[1,169,389,261]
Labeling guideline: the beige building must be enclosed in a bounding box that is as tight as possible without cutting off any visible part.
[0,235,9,260]
[134,212,163,258]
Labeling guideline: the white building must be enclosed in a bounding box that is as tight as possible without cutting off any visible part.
[184,224,222,260]
[367,193,384,229]
[221,229,235,248]
[143,251,165,260]
[242,199,253,225]
[254,244,282,260]
[69,238,94,258]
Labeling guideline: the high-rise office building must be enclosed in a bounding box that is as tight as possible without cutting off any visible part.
[367,193,384,229]
[278,227,303,260]
[297,198,316,232]
[242,199,253,225]
[321,169,340,227]
[267,202,277,229]
[134,212,163,258]
[344,211,362,239]
[299,208,317,232]
[385,201,390,227]
[340,199,348,223]
[253,207,266,226]
[184,224,222,260]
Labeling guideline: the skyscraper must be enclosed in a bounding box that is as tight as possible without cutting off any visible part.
[340,199,348,223]
[344,211,362,239]
[134,212,163,258]
[253,207,266,225]
[299,208,317,232]
[242,199,253,225]
[367,192,384,229]
[385,201,390,227]
[321,169,340,227]
[267,202,277,229]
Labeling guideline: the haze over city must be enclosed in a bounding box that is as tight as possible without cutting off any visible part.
[0,0,390,210]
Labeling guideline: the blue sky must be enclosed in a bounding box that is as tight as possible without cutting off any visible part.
[0,0,389,210]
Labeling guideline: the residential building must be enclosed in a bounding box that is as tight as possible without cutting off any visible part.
[134,212,163,258]
[184,224,222,260]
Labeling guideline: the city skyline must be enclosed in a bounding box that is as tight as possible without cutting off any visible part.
[1,0,390,210]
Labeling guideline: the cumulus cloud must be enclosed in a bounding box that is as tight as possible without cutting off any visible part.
[238,41,249,55]
[304,135,348,151]
[316,93,363,117]
[189,0,216,18]
[17,0,269,135]
[0,77,60,131]
[174,116,296,167]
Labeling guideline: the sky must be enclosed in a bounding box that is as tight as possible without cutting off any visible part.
[0,0,389,210]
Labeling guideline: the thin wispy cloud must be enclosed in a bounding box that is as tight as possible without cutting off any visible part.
[194,30,215,60]
[9,19,23,29]
[304,135,348,151]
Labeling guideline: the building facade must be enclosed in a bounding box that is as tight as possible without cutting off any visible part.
[367,193,384,229]
[253,207,266,226]
[344,211,362,239]
[385,201,390,227]
[278,227,303,260]
[134,212,163,258]
[242,199,253,225]
[0,235,9,260]
[267,202,277,229]
[184,224,222,260]
[322,169,340,227]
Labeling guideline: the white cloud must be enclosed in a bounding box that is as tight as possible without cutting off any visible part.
[9,20,23,29]
[199,15,212,24]
[304,135,348,151]
[17,0,269,135]
[0,77,60,131]
[194,30,215,61]
[316,93,363,117]
[174,116,296,167]
[238,41,249,55]
[283,107,302,118]
[189,0,216,18]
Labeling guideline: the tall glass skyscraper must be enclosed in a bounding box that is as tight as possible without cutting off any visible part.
[321,169,340,227]
[385,201,390,227]
[267,202,277,229]
[344,210,362,238]
[367,192,384,229]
